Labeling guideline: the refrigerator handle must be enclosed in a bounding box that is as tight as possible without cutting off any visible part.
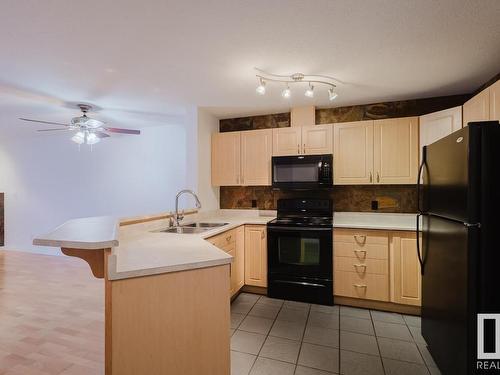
[416,213,425,275]
[416,146,427,213]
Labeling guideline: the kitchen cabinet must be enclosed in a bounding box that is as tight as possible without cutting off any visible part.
[272,125,332,156]
[244,225,267,287]
[207,226,245,297]
[419,107,462,148]
[212,129,271,186]
[373,117,419,184]
[490,79,500,121]
[463,87,490,127]
[390,232,421,306]
[211,132,240,186]
[333,121,374,184]
[241,129,272,185]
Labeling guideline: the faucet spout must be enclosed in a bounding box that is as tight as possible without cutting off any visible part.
[174,189,202,226]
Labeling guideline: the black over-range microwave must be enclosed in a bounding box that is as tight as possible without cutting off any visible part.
[271,154,333,189]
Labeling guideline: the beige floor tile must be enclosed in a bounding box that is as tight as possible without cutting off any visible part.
[277,307,309,324]
[416,343,438,368]
[303,325,339,348]
[370,311,405,325]
[231,350,256,375]
[298,343,339,373]
[340,350,384,375]
[269,320,306,341]
[339,306,371,320]
[249,357,295,375]
[382,357,430,375]
[239,316,274,335]
[259,336,301,364]
[284,301,310,311]
[231,330,267,355]
[257,296,284,308]
[249,304,281,320]
[295,365,336,375]
[374,321,413,341]
[377,337,424,364]
[339,316,375,336]
[340,331,379,356]
[408,326,426,344]
[308,311,339,330]
[310,304,339,315]
[231,312,246,329]
[403,315,421,328]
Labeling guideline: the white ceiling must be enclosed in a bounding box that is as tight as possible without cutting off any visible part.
[0,0,499,135]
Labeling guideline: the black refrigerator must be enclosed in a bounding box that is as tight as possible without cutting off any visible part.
[418,121,500,375]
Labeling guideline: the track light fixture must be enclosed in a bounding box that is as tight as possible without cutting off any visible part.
[254,68,339,101]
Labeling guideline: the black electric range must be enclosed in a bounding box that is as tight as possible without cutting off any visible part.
[267,199,334,305]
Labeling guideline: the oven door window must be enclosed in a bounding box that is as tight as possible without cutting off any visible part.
[278,237,320,266]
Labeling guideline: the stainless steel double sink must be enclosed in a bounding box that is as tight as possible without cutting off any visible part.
[155,222,229,234]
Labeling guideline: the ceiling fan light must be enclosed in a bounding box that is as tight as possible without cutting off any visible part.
[328,88,338,101]
[305,84,314,98]
[281,85,291,99]
[86,132,100,145]
[71,131,85,144]
[256,78,266,95]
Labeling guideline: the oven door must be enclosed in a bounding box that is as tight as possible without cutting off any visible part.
[271,154,332,189]
[267,226,333,279]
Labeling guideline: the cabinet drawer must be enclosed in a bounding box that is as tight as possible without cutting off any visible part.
[334,241,388,260]
[207,229,236,251]
[333,229,389,246]
[334,256,388,275]
[334,271,389,301]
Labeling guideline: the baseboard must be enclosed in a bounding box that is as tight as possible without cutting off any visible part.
[334,296,421,315]
[241,285,267,295]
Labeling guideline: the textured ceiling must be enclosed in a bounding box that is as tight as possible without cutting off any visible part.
[1,0,499,135]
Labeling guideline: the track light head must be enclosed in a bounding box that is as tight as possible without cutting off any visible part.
[281,85,291,99]
[305,84,314,98]
[328,88,338,101]
[256,78,266,95]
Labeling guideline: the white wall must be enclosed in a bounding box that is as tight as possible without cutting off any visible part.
[0,124,187,255]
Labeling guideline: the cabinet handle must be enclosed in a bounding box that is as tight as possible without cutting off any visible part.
[303,143,306,154]
[261,231,265,239]
[376,172,380,183]
[354,249,367,259]
[226,235,232,242]
[353,264,367,271]
[354,235,367,244]
[297,144,300,154]
[369,172,372,183]
[353,284,367,288]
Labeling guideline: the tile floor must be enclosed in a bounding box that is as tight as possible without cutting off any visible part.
[230,293,441,375]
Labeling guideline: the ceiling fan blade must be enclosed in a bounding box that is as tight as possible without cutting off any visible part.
[19,118,69,127]
[104,127,141,135]
[94,131,111,138]
[36,128,73,132]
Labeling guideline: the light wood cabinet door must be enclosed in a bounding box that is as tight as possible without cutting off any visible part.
[211,132,241,186]
[272,127,302,156]
[419,106,462,148]
[373,117,419,184]
[333,121,374,185]
[463,88,490,127]
[302,124,333,155]
[232,226,245,295]
[490,80,500,121]
[241,129,272,186]
[244,225,267,287]
[390,232,421,306]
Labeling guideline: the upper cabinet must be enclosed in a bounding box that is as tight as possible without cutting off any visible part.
[211,132,240,186]
[240,129,272,185]
[212,129,271,186]
[273,125,332,156]
[333,121,374,185]
[272,127,302,156]
[463,79,500,126]
[333,117,419,185]
[373,117,419,184]
[463,87,491,126]
[419,107,462,149]
[490,79,500,122]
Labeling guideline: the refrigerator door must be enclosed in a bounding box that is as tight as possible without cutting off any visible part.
[423,125,480,223]
[421,214,477,375]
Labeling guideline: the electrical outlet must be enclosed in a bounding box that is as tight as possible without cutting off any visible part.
[251,199,257,208]
[371,200,379,210]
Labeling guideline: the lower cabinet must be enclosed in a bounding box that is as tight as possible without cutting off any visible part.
[333,228,421,306]
[244,225,267,287]
[390,232,422,306]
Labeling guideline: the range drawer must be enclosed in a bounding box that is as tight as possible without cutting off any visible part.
[333,241,388,260]
[334,256,388,275]
[333,229,389,246]
[334,271,389,301]
[207,229,236,252]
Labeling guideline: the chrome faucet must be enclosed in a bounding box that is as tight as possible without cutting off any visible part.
[174,189,202,226]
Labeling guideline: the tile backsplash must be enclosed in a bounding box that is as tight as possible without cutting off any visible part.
[220,185,417,213]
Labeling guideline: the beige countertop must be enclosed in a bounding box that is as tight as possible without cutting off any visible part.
[33,209,417,281]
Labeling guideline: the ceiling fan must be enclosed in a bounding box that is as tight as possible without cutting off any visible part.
[19,104,141,145]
